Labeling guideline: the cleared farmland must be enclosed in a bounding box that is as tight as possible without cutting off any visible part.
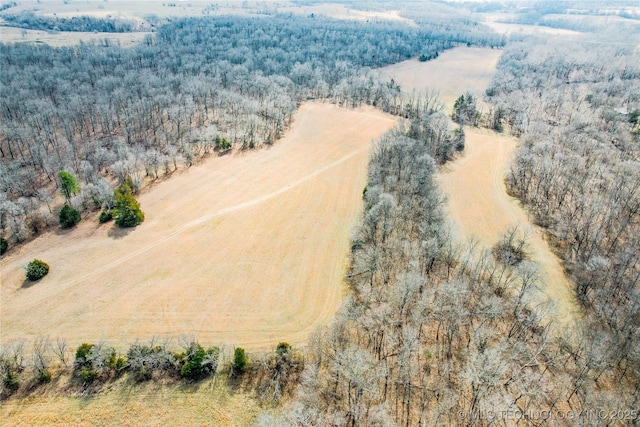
[0,102,398,350]
[0,26,151,47]
[378,46,502,107]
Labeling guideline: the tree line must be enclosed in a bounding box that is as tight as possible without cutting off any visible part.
[0,335,302,406]
[1,11,137,32]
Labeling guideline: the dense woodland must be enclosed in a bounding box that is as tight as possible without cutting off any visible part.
[0,13,502,244]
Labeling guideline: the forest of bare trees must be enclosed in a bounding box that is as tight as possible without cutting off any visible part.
[0,13,503,246]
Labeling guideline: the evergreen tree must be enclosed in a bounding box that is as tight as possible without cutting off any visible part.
[113,182,144,228]
[59,171,79,204]
[59,204,81,228]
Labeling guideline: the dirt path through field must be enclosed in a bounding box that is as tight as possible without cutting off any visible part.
[0,102,398,350]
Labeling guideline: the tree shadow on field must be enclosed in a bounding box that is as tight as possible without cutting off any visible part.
[225,371,250,395]
[20,277,41,289]
[107,226,134,239]
[53,225,77,236]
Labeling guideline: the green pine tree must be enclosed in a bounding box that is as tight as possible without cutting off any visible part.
[113,182,145,228]
[59,171,79,203]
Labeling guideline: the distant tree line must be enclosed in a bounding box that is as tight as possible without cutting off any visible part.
[1,11,137,32]
[0,1,16,12]
[0,13,501,245]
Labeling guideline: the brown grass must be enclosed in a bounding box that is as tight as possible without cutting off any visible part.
[0,26,150,47]
[377,47,503,108]
[0,374,260,426]
[0,102,398,352]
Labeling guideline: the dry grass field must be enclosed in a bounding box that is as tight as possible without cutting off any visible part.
[378,47,503,108]
[278,3,415,25]
[0,26,150,47]
[0,102,398,352]
[0,374,260,426]
[382,47,580,328]
[480,13,583,37]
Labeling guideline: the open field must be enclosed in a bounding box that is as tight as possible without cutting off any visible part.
[438,129,581,327]
[0,26,150,47]
[377,47,502,108]
[480,13,583,37]
[0,102,398,351]
[0,375,259,426]
[382,46,580,327]
[279,3,415,25]
[483,21,582,37]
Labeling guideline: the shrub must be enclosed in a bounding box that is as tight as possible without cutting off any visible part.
[215,135,231,151]
[107,349,126,371]
[276,342,291,358]
[232,347,248,375]
[37,369,52,383]
[59,204,81,228]
[73,343,122,383]
[79,366,97,383]
[113,182,144,228]
[127,343,176,381]
[26,259,49,281]
[3,370,19,392]
[98,210,113,223]
[0,236,7,255]
[493,228,528,266]
[179,343,219,381]
[75,343,95,362]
